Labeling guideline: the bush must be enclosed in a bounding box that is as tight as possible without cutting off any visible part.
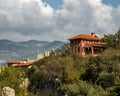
[0,67,25,96]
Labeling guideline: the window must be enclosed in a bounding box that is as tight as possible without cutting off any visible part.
[78,46,80,52]
[75,47,76,53]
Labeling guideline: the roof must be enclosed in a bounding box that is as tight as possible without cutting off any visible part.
[68,34,100,40]
[12,62,33,67]
[7,60,34,67]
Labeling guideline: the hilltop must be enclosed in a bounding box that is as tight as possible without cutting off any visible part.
[27,47,120,96]
[27,30,120,96]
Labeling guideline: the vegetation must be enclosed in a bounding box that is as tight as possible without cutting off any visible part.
[27,30,120,96]
[0,67,25,96]
[0,30,120,96]
[103,29,120,48]
[27,47,120,96]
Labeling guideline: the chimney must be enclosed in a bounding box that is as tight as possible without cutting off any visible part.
[91,32,96,37]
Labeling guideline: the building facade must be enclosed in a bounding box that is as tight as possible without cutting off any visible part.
[68,33,105,56]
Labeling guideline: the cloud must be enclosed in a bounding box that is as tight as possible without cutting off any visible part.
[0,0,120,41]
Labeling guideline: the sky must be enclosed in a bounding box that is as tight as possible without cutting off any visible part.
[0,0,120,41]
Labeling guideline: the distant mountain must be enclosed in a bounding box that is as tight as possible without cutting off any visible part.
[19,40,50,46]
[0,40,64,64]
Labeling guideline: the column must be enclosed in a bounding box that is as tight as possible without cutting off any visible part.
[91,47,94,54]
[82,47,85,56]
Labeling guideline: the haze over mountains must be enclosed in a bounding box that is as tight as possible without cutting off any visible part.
[0,39,64,65]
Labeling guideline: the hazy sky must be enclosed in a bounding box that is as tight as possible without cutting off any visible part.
[0,0,120,41]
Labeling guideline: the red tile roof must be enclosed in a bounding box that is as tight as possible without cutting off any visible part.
[7,60,34,67]
[68,34,100,40]
[13,62,33,67]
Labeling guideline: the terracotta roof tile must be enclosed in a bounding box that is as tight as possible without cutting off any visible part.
[68,34,100,40]
[7,61,34,67]
[13,62,33,67]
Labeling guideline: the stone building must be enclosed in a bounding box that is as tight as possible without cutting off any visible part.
[68,33,105,56]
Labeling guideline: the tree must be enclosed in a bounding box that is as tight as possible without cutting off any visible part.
[96,72,115,89]
[104,34,117,48]
[0,67,25,96]
[103,29,120,48]
[60,80,104,96]
[55,42,70,56]
[115,29,120,44]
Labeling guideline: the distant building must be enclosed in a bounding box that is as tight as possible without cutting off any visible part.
[68,33,105,56]
[7,58,34,67]
[7,48,56,67]
[37,48,55,60]
[44,51,50,57]
[37,53,44,60]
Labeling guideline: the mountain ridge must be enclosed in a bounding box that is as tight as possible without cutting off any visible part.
[0,39,64,65]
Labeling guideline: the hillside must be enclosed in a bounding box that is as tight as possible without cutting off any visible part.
[0,30,120,95]
[27,48,120,96]
[0,40,64,65]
